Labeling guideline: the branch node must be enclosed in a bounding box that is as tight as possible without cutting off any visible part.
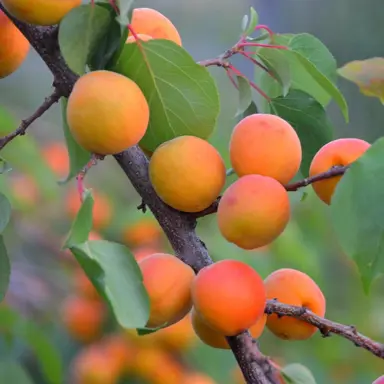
[137,200,147,213]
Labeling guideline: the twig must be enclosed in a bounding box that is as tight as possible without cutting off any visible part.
[265,300,384,359]
[0,89,61,150]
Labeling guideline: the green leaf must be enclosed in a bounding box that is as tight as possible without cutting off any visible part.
[0,362,33,384]
[281,363,317,384]
[270,89,334,177]
[58,4,112,75]
[114,40,220,152]
[235,77,252,117]
[331,138,384,293]
[60,98,91,184]
[136,323,166,336]
[243,7,259,36]
[0,192,11,233]
[0,236,10,302]
[70,240,150,328]
[0,157,11,174]
[116,0,135,25]
[338,57,384,104]
[63,189,94,249]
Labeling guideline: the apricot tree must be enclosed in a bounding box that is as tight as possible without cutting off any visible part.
[0,1,384,383]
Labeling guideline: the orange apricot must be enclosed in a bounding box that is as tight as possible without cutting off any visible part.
[133,246,161,262]
[149,136,226,213]
[182,372,217,384]
[122,218,163,248]
[0,10,29,78]
[2,0,81,26]
[126,33,153,43]
[139,253,195,327]
[191,309,267,349]
[191,260,266,336]
[264,268,326,340]
[67,70,149,155]
[229,114,302,184]
[61,296,105,343]
[217,175,290,250]
[130,8,182,46]
[73,268,100,300]
[9,174,40,209]
[42,142,70,179]
[309,138,370,205]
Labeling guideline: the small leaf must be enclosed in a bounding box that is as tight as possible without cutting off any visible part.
[70,240,150,328]
[270,90,334,177]
[331,138,384,293]
[136,323,166,336]
[59,4,112,75]
[113,40,220,152]
[235,77,252,117]
[338,57,384,104]
[116,0,135,25]
[60,98,91,184]
[281,363,317,384]
[63,189,94,249]
[243,7,259,36]
[0,362,33,384]
[300,191,308,202]
[241,15,249,33]
[241,100,258,120]
[0,192,11,232]
[0,157,11,174]
[0,235,10,301]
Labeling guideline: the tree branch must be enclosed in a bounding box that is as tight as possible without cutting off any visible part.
[266,300,384,359]
[0,89,61,150]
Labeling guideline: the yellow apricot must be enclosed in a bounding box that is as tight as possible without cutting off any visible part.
[149,136,226,213]
[229,113,302,184]
[139,253,195,328]
[217,175,290,250]
[129,8,182,46]
[67,70,149,155]
[182,372,217,384]
[309,138,370,204]
[2,0,81,26]
[264,268,326,340]
[126,33,153,44]
[0,10,29,78]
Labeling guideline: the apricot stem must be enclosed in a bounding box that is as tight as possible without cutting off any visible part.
[76,154,102,201]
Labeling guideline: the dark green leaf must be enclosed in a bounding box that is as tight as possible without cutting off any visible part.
[59,98,91,184]
[0,362,33,384]
[270,90,334,177]
[59,4,112,75]
[0,236,10,302]
[136,324,166,336]
[114,40,220,152]
[0,192,11,232]
[281,363,317,384]
[241,100,258,119]
[235,77,252,117]
[116,0,135,25]
[70,240,150,328]
[243,7,258,36]
[331,138,384,293]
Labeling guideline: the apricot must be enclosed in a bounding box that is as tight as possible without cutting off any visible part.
[67,70,149,155]
[182,372,217,384]
[61,296,105,343]
[217,175,290,250]
[192,309,267,349]
[309,138,370,205]
[66,188,112,230]
[0,10,29,78]
[139,253,195,327]
[191,260,266,336]
[9,174,40,209]
[126,33,153,44]
[130,8,182,46]
[149,136,226,213]
[133,246,161,262]
[73,268,100,300]
[122,218,163,247]
[2,0,81,26]
[229,114,302,184]
[264,268,326,340]
[42,142,69,179]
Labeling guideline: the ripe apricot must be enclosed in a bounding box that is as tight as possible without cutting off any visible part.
[61,296,105,343]
[122,218,163,247]
[133,246,160,262]
[217,175,290,250]
[139,253,195,327]
[73,268,100,300]
[42,142,70,179]
[0,10,29,78]
[126,33,153,44]
[149,136,226,213]
[229,114,302,184]
[67,70,149,155]
[192,309,267,349]
[264,268,326,340]
[130,8,182,46]
[191,260,266,336]
[309,138,370,205]
[9,174,40,209]
[182,372,217,384]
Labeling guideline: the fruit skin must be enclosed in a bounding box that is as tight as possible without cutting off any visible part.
[229,114,302,184]
[139,253,195,328]
[0,10,29,78]
[217,175,290,250]
[67,70,149,155]
[191,260,266,336]
[182,372,217,384]
[149,136,226,213]
[122,218,163,248]
[133,246,161,262]
[126,33,153,43]
[264,268,326,340]
[309,138,370,205]
[192,309,267,349]
[42,142,69,179]
[2,0,81,26]
[130,8,182,46]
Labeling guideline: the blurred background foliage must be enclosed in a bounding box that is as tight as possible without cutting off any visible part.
[0,0,383,383]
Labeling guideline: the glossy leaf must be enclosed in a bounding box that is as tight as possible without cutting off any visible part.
[116,0,135,25]
[281,363,317,384]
